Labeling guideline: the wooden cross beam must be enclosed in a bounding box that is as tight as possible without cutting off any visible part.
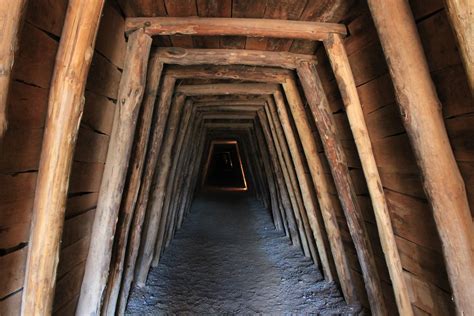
[155,47,316,69]
[125,17,347,41]
[175,83,280,96]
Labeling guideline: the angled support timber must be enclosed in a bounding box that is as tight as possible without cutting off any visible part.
[117,75,177,315]
[324,33,412,315]
[78,29,152,316]
[21,1,105,314]
[134,94,186,285]
[368,1,474,314]
[297,61,386,314]
[102,55,164,316]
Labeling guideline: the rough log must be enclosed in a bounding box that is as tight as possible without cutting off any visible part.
[101,56,163,316]
[324,32,412,315]
[136,94,186,283]
[368,1,474,314]
[297,61,387,314]
[21,1,104,314]
[280,80,358,303]
[77,29,152,316]
[0,0,27,138]
[162,101,196,249]
[272,90,337,280]
[258,102,315,258]
[176,83,280,96]
[167,65,291,83]
[176,118,207,228]
[125,17,347,40]
[256,110,315,259]
[155,47,316,69]
[116,76,176,315]
[443,0,474,93]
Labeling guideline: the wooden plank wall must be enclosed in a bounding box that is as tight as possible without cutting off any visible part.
[314,0,472,314]
[0,1,126,314]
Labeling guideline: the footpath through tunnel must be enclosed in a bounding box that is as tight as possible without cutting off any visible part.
[125,192,361,314]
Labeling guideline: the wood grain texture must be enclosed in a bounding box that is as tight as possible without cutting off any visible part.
[77,29,151,316]
[126,17,346,40]
[0,0,27,138]
[21,1,105,314]
[368,1,474,314]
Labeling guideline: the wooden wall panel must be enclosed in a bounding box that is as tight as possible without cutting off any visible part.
[0,1,125,314]
[54,2,126,313]
[314,1,471,313]
[0,1,60,308]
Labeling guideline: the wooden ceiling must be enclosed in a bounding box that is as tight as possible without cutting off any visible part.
[116,0,357,54]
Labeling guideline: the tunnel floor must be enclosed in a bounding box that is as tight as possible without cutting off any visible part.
[126,192,362,314]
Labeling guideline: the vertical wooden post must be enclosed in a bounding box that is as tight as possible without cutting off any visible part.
[0,0,27,138]
[263,99,315,254]
[443,0,473,92]
[21,1,105,314]
[368,1,474,314]
[324,32,413,315]
[276,81,358,302]
[116,76,177,315]
[102,56,163,316]
[137,94,186,283]
[249,107,305,253]
[257,106,317,261]
[161,100,195,248]
[77,29,152,316]
[297,62,387,314]
[272,90,337,282]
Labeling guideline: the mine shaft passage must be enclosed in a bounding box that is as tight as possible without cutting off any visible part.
[203,140,248,191]
[125,192,362,314]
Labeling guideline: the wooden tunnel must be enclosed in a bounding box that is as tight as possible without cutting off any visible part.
[0,0,472,315]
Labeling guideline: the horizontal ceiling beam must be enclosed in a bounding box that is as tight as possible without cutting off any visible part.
[176,83,278,96]
[155,48,316,69]
[126,17,347,41]
[167,65,291,83]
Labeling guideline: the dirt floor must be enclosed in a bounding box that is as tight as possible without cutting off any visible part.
[126,192,363,314]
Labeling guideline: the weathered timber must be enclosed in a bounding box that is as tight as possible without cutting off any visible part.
[21,1,105,314]
[272,90,338,281]
[176,83,280,96]
[116,76,177,315]
[77,29,152,316]
[368,1,474,314]
[101,55,163,316]
[125,17,347,40]
[155,48,317,69]
[256,110,316,259]
[136,94,186,283]
[261,99,312,254]
[0,0,27,138]
[162,101,196,250]
[324,32,412,315]
[167,65,291,83]
[443,0,473,93]
[297,61,387,314]
[279,79,359,303]
[255,107,313,256]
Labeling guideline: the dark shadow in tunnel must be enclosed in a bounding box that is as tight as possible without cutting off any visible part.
[202,140,248,191]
